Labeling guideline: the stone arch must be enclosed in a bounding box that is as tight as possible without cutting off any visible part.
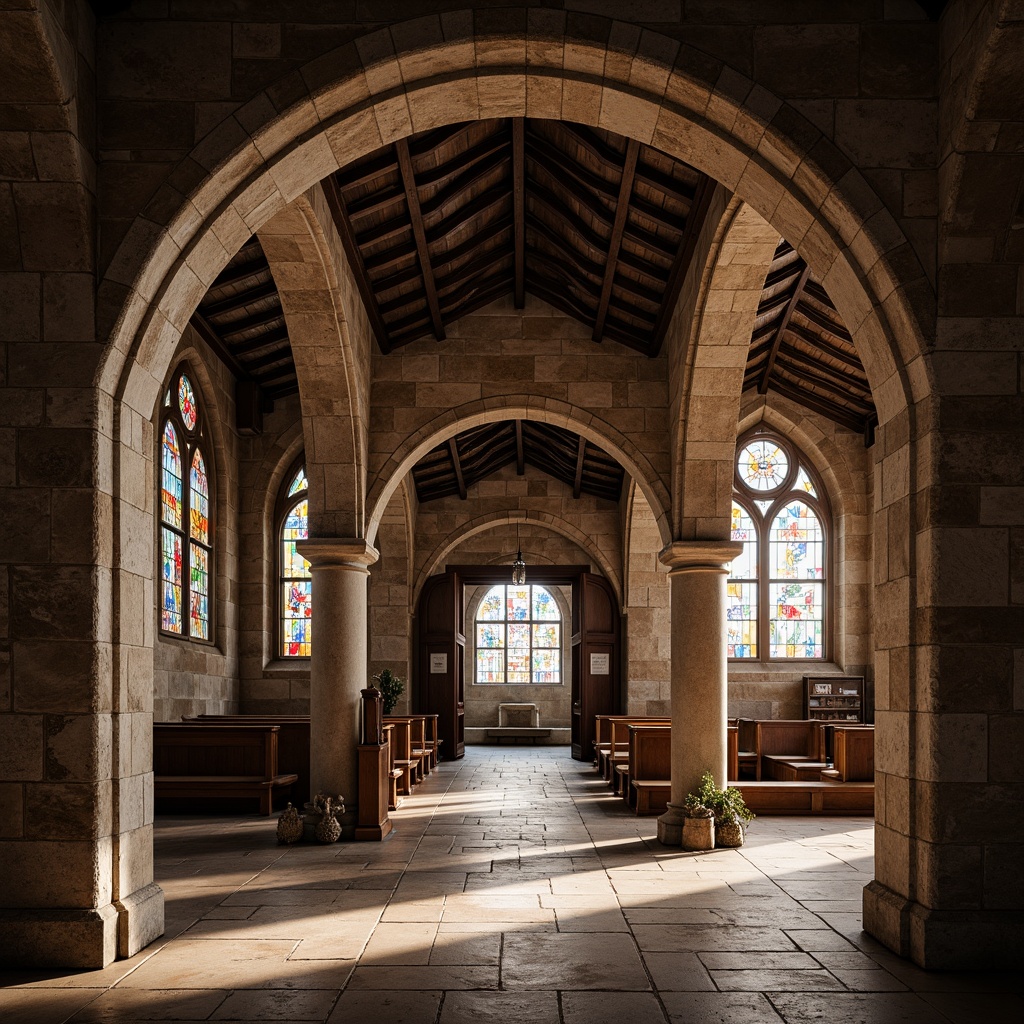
[257,190,368,538]
[365,398,671,551]
[671,197,782,540]
[414,510,621,610]
[94,10,933,440]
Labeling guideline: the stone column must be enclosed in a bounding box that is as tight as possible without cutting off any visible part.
[656,540,743,846]
[296,539,378,832]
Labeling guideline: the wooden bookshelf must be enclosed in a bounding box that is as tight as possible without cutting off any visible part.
[804,675,865,722]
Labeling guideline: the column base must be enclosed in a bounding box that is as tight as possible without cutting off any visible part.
[657,802,685,846]
[0,903,118,968]
[864,880,1024,970]
[115,881,165,958]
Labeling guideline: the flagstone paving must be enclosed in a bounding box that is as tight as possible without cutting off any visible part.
[1,747,1020,1023]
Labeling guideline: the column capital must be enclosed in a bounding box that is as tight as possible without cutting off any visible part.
[658,539,744,572]
[296,537,379,571]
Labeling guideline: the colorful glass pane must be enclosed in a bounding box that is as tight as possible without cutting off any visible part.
[287,466,308,497]
[478,587,504,620]
[532,649,560,682]
[160,527,182,634]
[769,502,824,580]
[160,421,182,528]
[769,582,823,658]
[178,374,198,430]
[738,439,789,491]
[280,497,311,656]
[189,449,209,543]
[726,581,758,659]
[189,541,209,640]
[282,580,312,657]
[532,624,559,648]
[477,623,504,649]
[476,649,504,683]
[163,386,171,406]
[730,502,758,581]
[507,587,529,620]
[795,467,817,496]
[532,586,558,620]
[508,623,530,648]
[282,499,310,578]
[507,648,530,682]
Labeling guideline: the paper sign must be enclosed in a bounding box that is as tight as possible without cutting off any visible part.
[590,653,610,675]
[430,653,448,674]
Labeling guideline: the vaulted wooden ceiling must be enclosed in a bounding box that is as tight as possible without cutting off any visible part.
[191,236,298,408]
[323,118,715,355]
[745,241,876,438]
[412,420,625,504]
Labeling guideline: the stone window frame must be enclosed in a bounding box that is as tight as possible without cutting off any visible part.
[276,455,311,660]
[729,429,833,664]
[157,362,215,645]
[468,582,567,686]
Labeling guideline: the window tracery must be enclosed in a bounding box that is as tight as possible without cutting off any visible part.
[279,464,311,658]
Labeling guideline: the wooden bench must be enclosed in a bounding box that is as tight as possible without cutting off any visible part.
[732,718,758,780]
[154,723,298,816]
[625,724,671,815]
[830,725,874,781]
[382,723,403,810]
[185,714,311,805]
[383,717,421,794]
[755,720,821,781]
[603,717,670,782]
[735,780,874,815]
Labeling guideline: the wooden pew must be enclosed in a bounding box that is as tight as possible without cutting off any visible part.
[186,714,311,804]
[755,720,823,781]
[734,718,758,779]
[383,717,421,794]
[382,723,403,810]
[736,780,873,815]
[624,724,671,815]
[155,723,297,816]
[604,717,670,782]
[831,726,874,781]
[422,713,442,769]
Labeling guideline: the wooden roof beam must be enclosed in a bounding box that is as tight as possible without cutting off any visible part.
[321,177,394,353]
[190,312,249,383]
[513,118,525,308]
[573,436,586,498]
[650,175,717,357]
[758,263,811,395]
[448,438,467,499]
[515,420,525,475]
[593,139,639,342]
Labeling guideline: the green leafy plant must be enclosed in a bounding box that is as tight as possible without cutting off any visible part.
[695,769,755,825]
[682,794,714,819]
[373,668,405,715]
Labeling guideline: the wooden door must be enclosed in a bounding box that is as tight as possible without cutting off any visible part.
[415,571,465,760]
[571,572,620,760]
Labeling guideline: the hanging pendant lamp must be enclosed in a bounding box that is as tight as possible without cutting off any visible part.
[512,522,526,586]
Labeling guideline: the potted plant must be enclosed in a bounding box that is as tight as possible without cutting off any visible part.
[696,770,755,848]
[681,794,715,851]
[373,668,405,715]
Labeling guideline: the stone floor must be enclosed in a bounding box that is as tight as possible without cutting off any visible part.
[2,747,1020,1023]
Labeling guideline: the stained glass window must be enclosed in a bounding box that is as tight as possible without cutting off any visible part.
[279,466,311,657]
[729,434,828,661]
[158,366,213,642]
[474,583,561,684]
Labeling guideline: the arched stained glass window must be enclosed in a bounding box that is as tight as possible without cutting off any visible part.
[728,433,828,661]
[279,463,311,658]
[475,584,561,684]
[159,366,213,641]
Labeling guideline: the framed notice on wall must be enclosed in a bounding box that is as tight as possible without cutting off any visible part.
[429,653,447,674]
[590,652,610,675]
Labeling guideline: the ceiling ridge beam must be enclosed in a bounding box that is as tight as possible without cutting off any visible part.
[321,177,394,353]
[593,139,640,342]
[448,437,467,499]
[515,420,525,475]
[396,137,446,342]
[573,436,587,498]
[650,175,717,357]
[514,118,526,308]
[758,263,811,395]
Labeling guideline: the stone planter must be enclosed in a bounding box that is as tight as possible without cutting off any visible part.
[715,819,744,848]
[682,816,715,851]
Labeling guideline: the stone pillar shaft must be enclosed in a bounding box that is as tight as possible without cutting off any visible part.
[656,540,743,846]
[295,539,378,819]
